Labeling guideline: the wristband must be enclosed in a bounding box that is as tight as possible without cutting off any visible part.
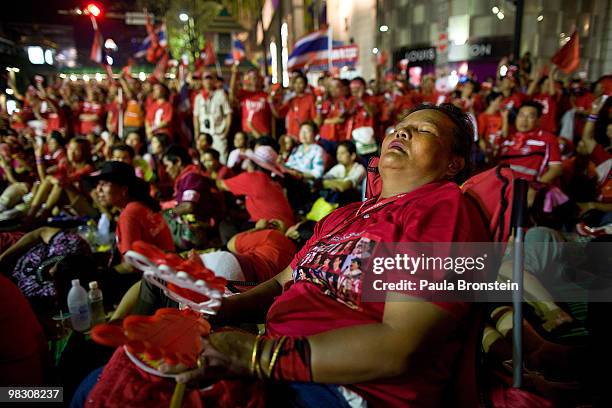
[587,114,598,122]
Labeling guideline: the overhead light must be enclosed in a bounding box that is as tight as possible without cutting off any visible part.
[27,46,45,65]
[59,73,67,79]
[104,39,117,50]
[106,55,113,65]
[179,13,189,22]
[69,74,77,82]
[379,25,389,32]
[6,88,14,95]
[500,65,508,76]
[138,72,146,81]
[372,47,379,54]
[83,74,90,82]
[492,6,499,14]
[95,73,103,82]
[537,15,544,22]
[497,12,505,20]
[44,49,54,65]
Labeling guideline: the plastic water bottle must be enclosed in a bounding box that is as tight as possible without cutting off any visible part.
[88,281,105,327]
[67,279,91,332]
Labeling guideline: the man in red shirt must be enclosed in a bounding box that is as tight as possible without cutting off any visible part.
[527,65,560,134]
[477,91,504,159]
[498,73,526,112]
[270,71,317,140]
[499,101,563,184]
[317,78,349,147]
[229,65,271,138]
[346,77,378,155]
[145,83,174,139]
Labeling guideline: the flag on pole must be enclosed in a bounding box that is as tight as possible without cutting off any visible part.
[152,51,170,81]
[195,39,217,71]
[551,31,580,74]
[288,28,330,71]
[89,17,104,63]
[224,36,246,65]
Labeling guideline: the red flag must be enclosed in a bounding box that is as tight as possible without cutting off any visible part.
[152,51,169,81]
[89,17,104,63]
[551,31,580,74]
[196,39,216,70]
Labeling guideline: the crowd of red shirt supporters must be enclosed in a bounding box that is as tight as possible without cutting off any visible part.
[0,52,611,407]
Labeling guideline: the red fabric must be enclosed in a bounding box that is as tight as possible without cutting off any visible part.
[202,166,234,181]
[146,100,173,135]
[591,143,612,166]
[348,95,376,129]
[106,101,120,134]
[266,181,489,407]
[224,171,294,227]
[234,229,297,282]
[271,337,312,382]
[116,201,174,255]
[278,93,317,139]
[86,347,266,408]
[238,90,271,135]
[531,93,559,134]
[79,102,103,135]
[393,93,417,122]
[56,163,94,189]
[551,31,580,74]
[414,90,442,105]
[501,92,526,111]
[498,129,562,181]
[477,112,504,148]
[0,274,47,386]
[319,97,349,142]
[490,384,553,408]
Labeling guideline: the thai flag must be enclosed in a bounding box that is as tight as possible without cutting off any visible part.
[232,38,246,61]
[133,23,167,58]
[287,28,330,71]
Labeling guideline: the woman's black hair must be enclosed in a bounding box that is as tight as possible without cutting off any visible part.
[111,143,135,159]
[201,148,221,161]
[594,96,612,149]
[337,140,357,156]
[197,133,214,148]
[300,120,319,136]
[128,181,161,212]
[163,144,192,166]
[294,220,316,248]
[70,137,93,164]
[519,100,544,117]
[49,131,66,147]
[126,129,147,155]
[407,103,474,184]
[293,71,308,84]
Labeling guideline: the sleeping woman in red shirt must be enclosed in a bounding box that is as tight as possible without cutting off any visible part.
[87,104,489,408]
[26,137,95,222]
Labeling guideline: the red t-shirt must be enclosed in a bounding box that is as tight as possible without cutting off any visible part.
[348,95,376,129]
[501,92,526,111]
[234,229,297,282]
[116,201,175,255]
[531,93,559,134]
[224,171,294,227]
[266,181,488,407]
[238,90,271,135]
[145,100,173,135]
[279,93,317,139]
[498,129,562,181]
[0,274,46,386]
[319,97,349,142]
[79,101,103,135]
[393,92,417,122]
[477,112,503,148]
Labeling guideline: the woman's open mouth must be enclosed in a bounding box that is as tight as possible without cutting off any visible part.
[388,140,407,153]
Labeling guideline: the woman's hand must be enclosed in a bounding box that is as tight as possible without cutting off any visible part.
[590,96,607,115]
[159,331,257,386]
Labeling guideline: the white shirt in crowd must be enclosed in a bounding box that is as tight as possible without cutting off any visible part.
[323,162,367,189]
[193,89,232,137]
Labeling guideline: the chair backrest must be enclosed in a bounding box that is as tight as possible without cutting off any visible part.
[364,158,518,407]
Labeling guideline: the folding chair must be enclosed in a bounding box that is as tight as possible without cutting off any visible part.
[364,158,528,406]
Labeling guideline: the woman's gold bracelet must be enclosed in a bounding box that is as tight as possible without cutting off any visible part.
[267,336,288,378]
[250,334,263,377]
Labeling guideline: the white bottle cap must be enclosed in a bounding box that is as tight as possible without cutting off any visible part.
[89,281,98,290]
[71,279,80,287]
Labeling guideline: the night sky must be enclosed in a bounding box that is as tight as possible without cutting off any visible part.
[1,0,148,68]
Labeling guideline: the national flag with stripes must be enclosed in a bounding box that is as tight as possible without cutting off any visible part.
[134,17,167,60]
[89,19,104,63]
[287,28,330,71]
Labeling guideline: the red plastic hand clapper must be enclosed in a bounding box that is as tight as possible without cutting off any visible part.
[91,308,211,367]
[124,241,226,314]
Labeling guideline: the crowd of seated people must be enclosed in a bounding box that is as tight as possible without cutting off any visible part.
[0,53,610,407]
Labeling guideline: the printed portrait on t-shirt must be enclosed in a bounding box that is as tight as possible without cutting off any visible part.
[293,234,375,310]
